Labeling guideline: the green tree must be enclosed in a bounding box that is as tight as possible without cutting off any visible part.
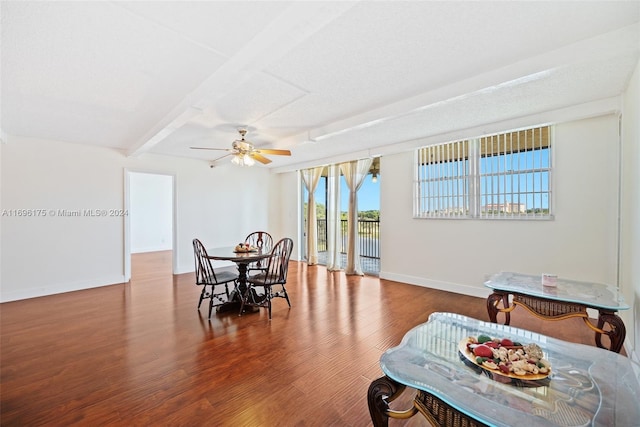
[303,202,328,219]
[359,210,379,220]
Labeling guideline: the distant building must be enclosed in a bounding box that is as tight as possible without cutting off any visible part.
[483,203,526,213]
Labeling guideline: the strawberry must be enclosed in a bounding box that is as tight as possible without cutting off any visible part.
[472,344,493,358]
[500,338,514,347]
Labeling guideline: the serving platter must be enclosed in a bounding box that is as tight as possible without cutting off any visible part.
[233,248,258,253]
[458,338,550,381]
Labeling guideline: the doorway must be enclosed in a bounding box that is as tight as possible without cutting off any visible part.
[301,159,380,275]
[124,170,176,281]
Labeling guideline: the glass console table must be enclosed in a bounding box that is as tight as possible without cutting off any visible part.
[368,312,640,427]
[484,272,629,353]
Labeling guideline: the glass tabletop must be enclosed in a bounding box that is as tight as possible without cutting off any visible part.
[484,272,629,311]
[380,312,640,427]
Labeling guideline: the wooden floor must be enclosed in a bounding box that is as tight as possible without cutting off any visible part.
[1,251,606,426]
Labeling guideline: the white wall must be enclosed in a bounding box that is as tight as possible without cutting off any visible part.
[268,170,301,261]
[130,172,173,253]
[379,114,620,298]
[0,137,274,302]
[620,58,640,361]
[1,140,125,301]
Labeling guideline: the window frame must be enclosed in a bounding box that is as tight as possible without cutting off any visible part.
[414,126,553,220]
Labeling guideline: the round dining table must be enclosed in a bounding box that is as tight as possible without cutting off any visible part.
[205,246,271,313]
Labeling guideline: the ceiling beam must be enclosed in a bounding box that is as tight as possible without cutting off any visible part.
[271,96,622,174]
[127,1,358,157]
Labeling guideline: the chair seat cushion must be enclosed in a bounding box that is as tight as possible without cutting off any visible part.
[205,268,238,284]
[248,272,279,285]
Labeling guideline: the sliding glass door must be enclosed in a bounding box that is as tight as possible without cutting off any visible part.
[300,158,381,275]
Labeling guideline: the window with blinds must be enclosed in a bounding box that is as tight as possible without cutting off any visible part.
[415,126,552,219]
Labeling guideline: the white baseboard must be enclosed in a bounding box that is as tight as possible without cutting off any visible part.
[379,271,491,299]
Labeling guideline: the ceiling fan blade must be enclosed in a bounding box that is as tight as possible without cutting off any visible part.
[190,146,232,151]
[255,148,291,156]
[251,153,272,164]
[212,153,234,162]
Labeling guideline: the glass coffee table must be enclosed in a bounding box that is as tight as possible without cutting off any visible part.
[484,272,629,353]
[368,312,640,427]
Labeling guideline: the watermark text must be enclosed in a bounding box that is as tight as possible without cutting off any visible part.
[2,209,129,217]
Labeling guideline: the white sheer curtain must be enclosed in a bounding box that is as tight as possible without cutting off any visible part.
[340,158,373,275]
[325,164,342,271]
[301,167,324,265]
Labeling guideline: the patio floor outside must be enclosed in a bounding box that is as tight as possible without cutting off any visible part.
[316,251,380,276]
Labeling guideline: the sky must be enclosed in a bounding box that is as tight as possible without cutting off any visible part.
[345,175,379,211]
[310,174,380,212]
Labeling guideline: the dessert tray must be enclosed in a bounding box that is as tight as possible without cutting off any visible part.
[458,335,551,381]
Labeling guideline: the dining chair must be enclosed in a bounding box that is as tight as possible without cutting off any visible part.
[244,231,273,274]
[239,237,294,319]
[192,239,240,318]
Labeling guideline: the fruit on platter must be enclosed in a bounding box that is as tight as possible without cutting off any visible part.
[465,334,551,376]
[234,243,256,252]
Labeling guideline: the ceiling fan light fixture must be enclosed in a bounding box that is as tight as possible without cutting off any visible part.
[192,129,290,166]
[231,152,255,167]
[243,154,255,166]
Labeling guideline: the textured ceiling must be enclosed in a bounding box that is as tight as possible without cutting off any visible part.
[2,1,639,170]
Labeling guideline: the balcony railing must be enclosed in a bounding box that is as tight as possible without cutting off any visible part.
[315,219,379,259]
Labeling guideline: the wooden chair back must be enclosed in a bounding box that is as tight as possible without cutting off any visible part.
[192,238,219,285]
[244,231,273,251]
[262,237,294,286]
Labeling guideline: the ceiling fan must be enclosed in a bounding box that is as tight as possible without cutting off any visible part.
[190,129,291,166]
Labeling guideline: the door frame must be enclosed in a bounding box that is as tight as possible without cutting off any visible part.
[123,169,177,281]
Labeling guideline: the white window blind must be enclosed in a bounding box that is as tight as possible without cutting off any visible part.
[415,126,552,219]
